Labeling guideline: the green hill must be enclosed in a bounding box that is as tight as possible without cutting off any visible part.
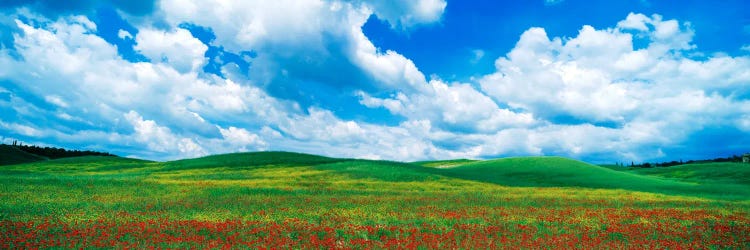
[162,151,345,171]
[313,160,441,182]
[436,156,750,199]
[608,162,750,186]
[2,149,749,200]
[2,151,748,248]
[0,144,47,165]
[412,159,478,168]
[0,155,152,173]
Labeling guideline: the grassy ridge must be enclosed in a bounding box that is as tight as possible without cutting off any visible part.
[4,152,746,200]
[606,162,750,186]
[154,152,750,200]
[437,156,750,199]
[412,159,478,168]
[0,145,47,165]
[162,151,344,171]
[5,152,745,223]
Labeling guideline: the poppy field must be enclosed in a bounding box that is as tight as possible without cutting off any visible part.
[1,152,749,248]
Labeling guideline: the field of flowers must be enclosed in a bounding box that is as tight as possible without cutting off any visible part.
[1,153,749,248]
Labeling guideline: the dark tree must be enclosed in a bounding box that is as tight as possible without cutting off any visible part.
[12,143,115,159]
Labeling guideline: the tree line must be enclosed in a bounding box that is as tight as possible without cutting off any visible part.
[8,140,115,159]
[614,155,745,168]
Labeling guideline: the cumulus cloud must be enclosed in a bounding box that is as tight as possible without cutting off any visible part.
[0,3,459,161]
[0,14,281,159]
[135,27,208,73]
[350,27,430,93]
[124,110,206,157]
[218,126,266,152]
[362,0,447,29]
[357,79,535,132]
[475,12,750,161]
[1,3,747,163]
[157,0,351,53]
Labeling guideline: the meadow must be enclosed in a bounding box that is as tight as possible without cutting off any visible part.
[1,151,749,248]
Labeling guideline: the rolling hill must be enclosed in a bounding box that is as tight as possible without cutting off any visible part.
[155,152,750,199]
[2,151,749,199]
[0,144,47,165]
[434,156,750,199]
[2,151,749,248]
[606,162,750,186]
[162,151,345,171]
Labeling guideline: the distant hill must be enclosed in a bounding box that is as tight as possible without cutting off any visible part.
[0,142,116,166]
[156,152,750,199]
[162,151,345,170]
[606,162,750,186]
[12,144,114,159]
[0,144,47,165]
[435,156,750,199]
[3,149,749,199]
[3,155,152,173]
[412,159,478,168]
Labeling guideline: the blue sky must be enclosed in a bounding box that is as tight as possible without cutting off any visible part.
[0,0,748,163]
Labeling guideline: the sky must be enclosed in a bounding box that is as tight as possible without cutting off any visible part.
[0,0,749,163]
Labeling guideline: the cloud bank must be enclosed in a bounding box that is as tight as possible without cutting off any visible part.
[0,2,748,163]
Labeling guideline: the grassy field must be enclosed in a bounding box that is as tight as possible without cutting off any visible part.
[1,152,748,248]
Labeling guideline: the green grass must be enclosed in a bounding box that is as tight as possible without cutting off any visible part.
[605,162,750,186]
[312,160,443,182]
[0,144,47,165]
[0,156,152,173]
[436,156,750,199]
[3,152,749,200]
[162,151,344,171]
[1,151,748,248]
[412,159,478,168]
[1,151,749,222]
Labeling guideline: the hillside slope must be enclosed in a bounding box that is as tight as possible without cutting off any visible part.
[437,156,750,199]
[412,159,478,168]
[163,151,345,171]
[0,155,152,174]
[3,150,749,200]
[0,144,47,165]
[608,162,750,186]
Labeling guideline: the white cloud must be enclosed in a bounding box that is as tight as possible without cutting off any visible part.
[44,95,69,108]
[617,13,650,31]
[1,6,748,163]
[0,14,287,159]
[135,27,208,73]
[218,126,266,151]
[158,0,347,53]
[358,79,536,132]
[124,110,206,157]
[363,0,447,29]
[350,31,430,93]
[615,13,696,53]
[0,7,460,161]
[478,16,748,124]
[117,29,133,40]
[0,121,43,137]
[475,13,750,160]
[156,0,442,94]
